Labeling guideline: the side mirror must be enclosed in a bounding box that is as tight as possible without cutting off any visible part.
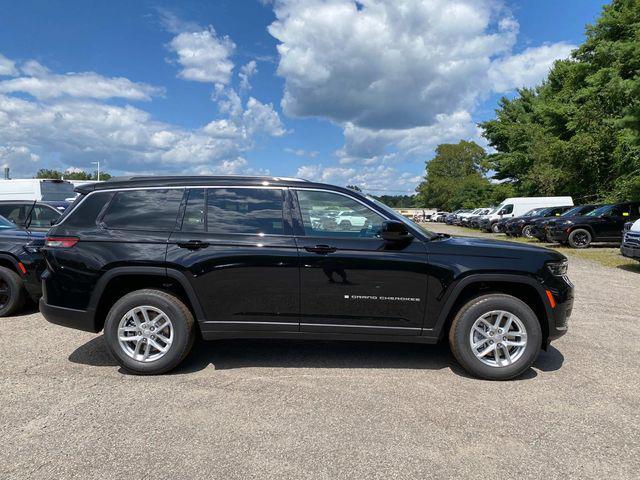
[379,220,412,242]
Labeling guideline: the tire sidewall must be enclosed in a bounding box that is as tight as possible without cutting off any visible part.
[450,295,542,380]
[104,290,194,375]
[0,266,25,317]
[568,228,591,248]
[491,223,500,233]
[522,225,533,238]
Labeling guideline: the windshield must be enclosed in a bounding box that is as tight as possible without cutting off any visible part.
[367,196,435,238]
[562,205,589,217]
[0,215,15,229]
[586,205,613,216]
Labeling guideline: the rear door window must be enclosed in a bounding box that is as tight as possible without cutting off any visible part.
[181,188,285,235]
[102,189,184,232]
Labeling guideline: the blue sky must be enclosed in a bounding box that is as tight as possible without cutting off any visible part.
[0,0,605,193]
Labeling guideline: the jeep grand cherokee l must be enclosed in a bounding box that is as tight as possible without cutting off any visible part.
[40,176,573,380]
[547,201,640,248]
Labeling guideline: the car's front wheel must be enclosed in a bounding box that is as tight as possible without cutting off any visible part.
[491,223,501,233]
[449,294,542,380]
[103,289,196,375]
[522,225,534,238]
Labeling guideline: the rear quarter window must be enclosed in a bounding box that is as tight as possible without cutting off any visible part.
[102,189,184,232]
[62,192,114,228]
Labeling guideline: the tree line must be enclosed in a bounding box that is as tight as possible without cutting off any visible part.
[412,0,640,211]
[36,169,111,181]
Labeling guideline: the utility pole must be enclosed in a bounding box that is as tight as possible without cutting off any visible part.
[92,161,100,181]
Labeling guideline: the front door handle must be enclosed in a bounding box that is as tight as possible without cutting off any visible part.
[304,244,337,254]
[177,240,210,250]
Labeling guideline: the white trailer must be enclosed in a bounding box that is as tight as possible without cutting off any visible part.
[0,179,76,202]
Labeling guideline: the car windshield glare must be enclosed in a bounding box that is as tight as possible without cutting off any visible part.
[0,215,14,229]
[586,205,613,216]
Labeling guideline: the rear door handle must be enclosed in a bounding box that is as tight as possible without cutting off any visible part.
[177,240,210,250]
[304,244,337,254]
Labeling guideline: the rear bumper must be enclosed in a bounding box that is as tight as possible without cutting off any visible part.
[39,298,100,333]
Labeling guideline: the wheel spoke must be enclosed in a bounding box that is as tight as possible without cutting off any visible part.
[148,338,167,353]
[119,335,140,343]
[503,314,514,333]
[502,346,512,365]
[493,312,504,329]
[473,338,488,349]
[133,339,144,358]
[503,339,526,347]
[142,341,151,360]
[155,333,171,346]
[477,344,495,358]
[494,348,502,366]
[473,326,489,338]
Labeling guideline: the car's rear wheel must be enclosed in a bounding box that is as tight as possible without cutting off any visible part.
[449,294,542,380]
[103,289,196,375]
[567,228,592,248]
[0,266,26,317]
[522,225,534,238]
[491,223,501,233]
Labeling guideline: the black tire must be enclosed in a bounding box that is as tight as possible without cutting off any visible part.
[103,289,196,375]
[491,223,501,233]
[448,294,542,380]
[0,266,26,317]
[339,220,352,229]
[567,228,592,248]
[522,225,534,238]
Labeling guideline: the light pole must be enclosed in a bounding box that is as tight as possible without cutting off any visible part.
[92,161,100,181]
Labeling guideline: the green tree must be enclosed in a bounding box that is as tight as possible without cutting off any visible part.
[415,140,492,210]
[481,0,640,201]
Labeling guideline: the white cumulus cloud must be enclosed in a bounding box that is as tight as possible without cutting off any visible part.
[168,28,236,85]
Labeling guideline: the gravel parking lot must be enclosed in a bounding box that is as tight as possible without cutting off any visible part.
[1,227,639,479]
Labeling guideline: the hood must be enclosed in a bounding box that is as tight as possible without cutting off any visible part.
[434,235,566,261]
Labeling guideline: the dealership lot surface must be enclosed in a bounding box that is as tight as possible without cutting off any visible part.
[1,227,639,479]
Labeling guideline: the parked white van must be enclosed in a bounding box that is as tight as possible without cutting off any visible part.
[480,197,574,233]
[0,179,76,202]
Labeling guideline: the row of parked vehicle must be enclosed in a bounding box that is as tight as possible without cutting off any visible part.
[442,197,640,257]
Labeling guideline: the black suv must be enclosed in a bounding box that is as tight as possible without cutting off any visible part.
[0,215,46,316]
[530,205,601,242]
[40,176,574,380]
[504,206,573,238]
[0,201,62,231]
[547,201,640,248]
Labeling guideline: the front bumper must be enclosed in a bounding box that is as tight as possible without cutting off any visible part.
[544,274,574,343]
[39,298,100,333]
[621,243,640,260]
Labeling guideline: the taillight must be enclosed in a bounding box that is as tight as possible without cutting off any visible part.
[45,237,79,248]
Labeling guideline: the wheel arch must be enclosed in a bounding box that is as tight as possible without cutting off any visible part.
[432,274,552,346]
[0,253,22,275]
[567,224,595,238]
[88,267,205,332]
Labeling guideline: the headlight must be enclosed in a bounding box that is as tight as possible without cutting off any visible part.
[546,260,568,276]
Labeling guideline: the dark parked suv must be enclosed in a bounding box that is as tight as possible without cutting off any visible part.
[40,176,574,380]
[547,201,640,248]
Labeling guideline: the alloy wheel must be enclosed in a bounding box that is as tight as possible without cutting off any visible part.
[117,306,174,362]
[469,310,528,368]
